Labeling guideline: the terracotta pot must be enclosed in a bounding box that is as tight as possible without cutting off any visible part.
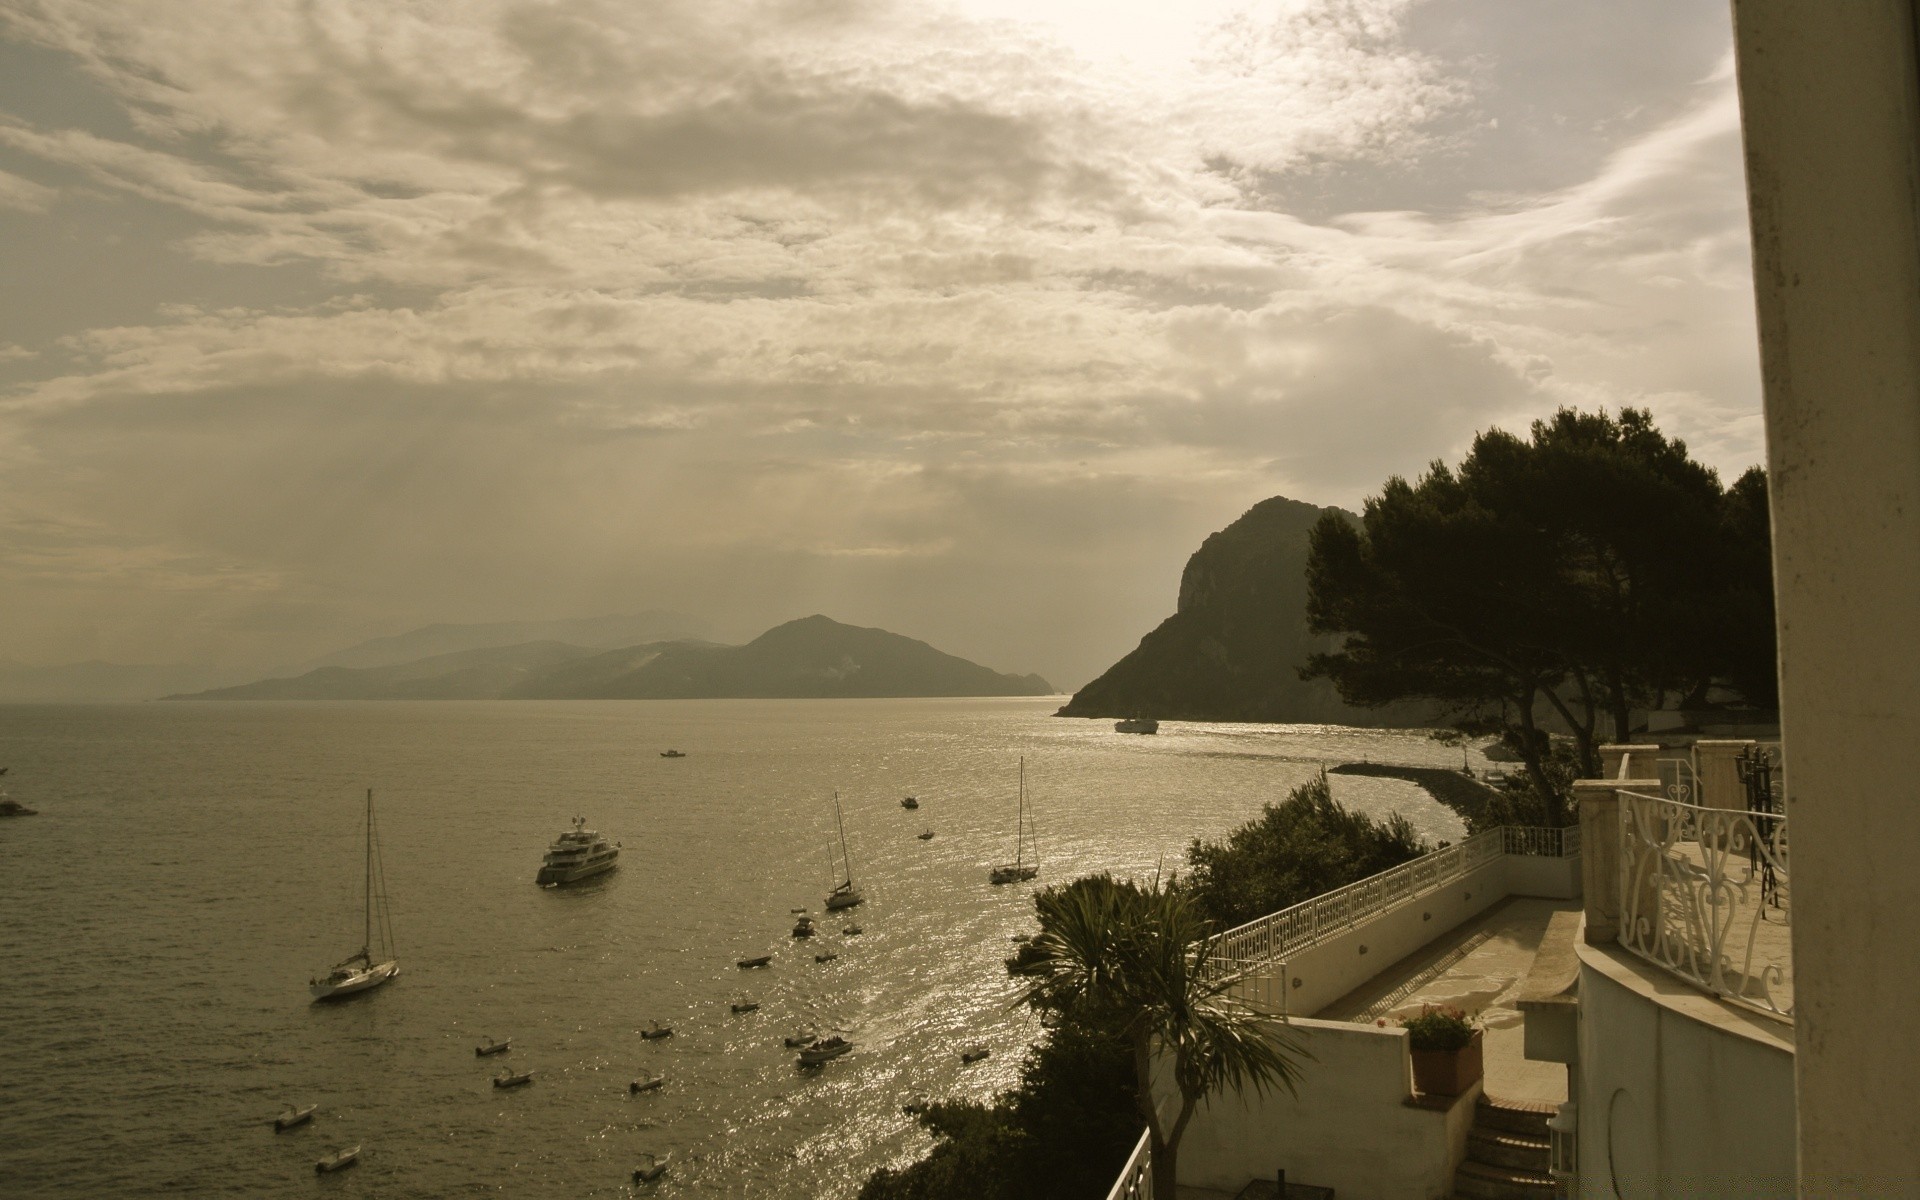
[1410,1028,1483,1096]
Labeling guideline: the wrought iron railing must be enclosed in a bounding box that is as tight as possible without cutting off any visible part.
[1618,789,1792,1021]
[1105,1127,1153,1200]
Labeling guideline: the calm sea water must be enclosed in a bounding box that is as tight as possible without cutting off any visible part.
[0,699,1478,1198]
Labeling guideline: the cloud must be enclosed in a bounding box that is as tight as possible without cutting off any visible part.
[0,0,1763,685]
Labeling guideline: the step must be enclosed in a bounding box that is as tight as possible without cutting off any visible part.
[1453,1159,1556,1200]
[1466,1127,1552,1173]
[1473,1096,1554,1139]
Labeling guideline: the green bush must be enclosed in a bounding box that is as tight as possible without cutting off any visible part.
[1182,772,1427,929]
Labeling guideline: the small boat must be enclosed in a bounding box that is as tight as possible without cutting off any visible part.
[493,1069,535,1088]
[475,1037,511,1056]
[1114,717,1159,734]
[731,1000,760,1014]
[784,1030,819,1048]
[1005,937,1051,976]
[315,1146,360,1173]
[273,1104,317,1131]
[901,795,919,810]
[640,1023,674,1040]
[535,816,620,886]
[0,769,36,817]
[791,916,815,938]
[841,925,863,936]
[961,1046,991,1064]
[633,1152,671,1183]
[902,1095,929,1115]
[310,789,400,1001]
[917,831,935,840]
[987,759,1040,886]
[823,793,865,911]
[629,1075,665,1094]
[798,1036,852,1066]
[737,955,772,969]
[660,750,686,758]
[814,951,837,963]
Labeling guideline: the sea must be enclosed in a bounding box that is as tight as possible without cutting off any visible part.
[0,698,1484,1198]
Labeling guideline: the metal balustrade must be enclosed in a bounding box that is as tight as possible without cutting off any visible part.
[1618,789,1792,1021]
[1105,1128,1153,1200]
[1206,825,1577,996]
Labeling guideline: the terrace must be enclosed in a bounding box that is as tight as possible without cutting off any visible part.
[1105,738,1795,1200]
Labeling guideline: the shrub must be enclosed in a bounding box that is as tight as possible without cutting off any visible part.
[1400,1005,1475,1052]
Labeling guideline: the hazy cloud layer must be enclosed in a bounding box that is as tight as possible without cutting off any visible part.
[0,0,1760,688]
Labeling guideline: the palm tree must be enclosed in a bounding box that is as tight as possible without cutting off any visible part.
[1019,874,1305,1197]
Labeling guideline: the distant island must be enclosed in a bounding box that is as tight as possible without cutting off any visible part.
[1057,495,1427,725]
[165,615,1055,701]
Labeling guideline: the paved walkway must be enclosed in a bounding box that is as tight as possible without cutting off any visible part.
[1313,895,1580,1105]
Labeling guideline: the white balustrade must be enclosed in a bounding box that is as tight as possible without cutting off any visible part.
[1105,1127,1153,1200]
[1206,825,1577,990]
[1618,789,1792,1021]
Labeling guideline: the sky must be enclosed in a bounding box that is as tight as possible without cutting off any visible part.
[0,0,1762,690]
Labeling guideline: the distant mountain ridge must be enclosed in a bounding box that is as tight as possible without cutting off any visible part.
[282,610,708,673]
[1057,495,1427,725]
[167,616,1054,701]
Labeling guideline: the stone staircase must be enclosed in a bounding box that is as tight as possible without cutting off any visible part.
[1453,1096,1556,1200]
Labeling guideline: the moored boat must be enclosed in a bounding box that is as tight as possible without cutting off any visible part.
[823,793,864,910]
[535,816,619,886]
[737,954,772,969]
[310,789,399,1002]
[315,1146,360,1173]
[731,999,760,1014]
[0,768,35,816]
[1114,717,1159,734]
[493,1069,535,1088]
[961,1045,992,1064]
[629,1075,665,1094]
[633,1152,671,1183]
[987,759,1040,886]
[274,1104,316,1131]
[475,1037,511,1056]
[798,1036,852,1066]
[641,1022,674,1040]
[901,795,919,809]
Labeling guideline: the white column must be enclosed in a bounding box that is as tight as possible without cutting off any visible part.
[1733,1,1920,1191]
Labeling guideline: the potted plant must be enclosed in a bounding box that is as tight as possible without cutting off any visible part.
[1401,1005,1483,1096]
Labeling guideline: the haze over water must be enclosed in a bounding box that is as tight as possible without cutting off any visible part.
[0,699,1476,1197]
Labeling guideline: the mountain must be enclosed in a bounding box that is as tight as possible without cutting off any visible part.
[0,660,245,703]
[1057,495,1425,725]
[508,616,1054,699]
[165,617,1054,700]
[166,642,603,700]
[282,610,708,673]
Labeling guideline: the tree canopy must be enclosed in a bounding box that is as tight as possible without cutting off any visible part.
[1303,407,1774,815]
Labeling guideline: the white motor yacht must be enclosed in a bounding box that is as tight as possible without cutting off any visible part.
[536,817,620,886]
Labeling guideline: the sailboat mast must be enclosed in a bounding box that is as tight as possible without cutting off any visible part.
[363,788,373,959]
[833,792,853,886]
[1015,757,1025,867]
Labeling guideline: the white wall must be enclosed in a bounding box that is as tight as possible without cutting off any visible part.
[1162,1018,1473,1200]
[1731,2,1920,1189]
[1574,941,1796,1198]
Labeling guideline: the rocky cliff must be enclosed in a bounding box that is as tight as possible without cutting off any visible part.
[1058,496,1417,725]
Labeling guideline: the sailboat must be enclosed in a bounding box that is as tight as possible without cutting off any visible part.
[310,788,399,1001]
[988,758,1039,885]
[824,792,864,911]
